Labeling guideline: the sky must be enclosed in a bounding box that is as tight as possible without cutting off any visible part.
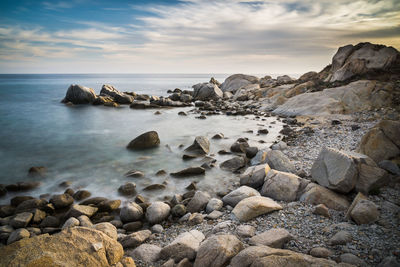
[0,0,399,74]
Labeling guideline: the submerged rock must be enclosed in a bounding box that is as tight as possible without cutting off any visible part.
[184,136,210,156]
[127,131,160,150]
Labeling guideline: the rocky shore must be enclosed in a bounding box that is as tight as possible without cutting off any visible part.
[1,42,400,267]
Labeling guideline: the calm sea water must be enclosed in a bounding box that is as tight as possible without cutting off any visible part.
[0,74,283,204]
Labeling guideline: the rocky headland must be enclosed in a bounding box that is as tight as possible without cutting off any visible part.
[1,42,400,267]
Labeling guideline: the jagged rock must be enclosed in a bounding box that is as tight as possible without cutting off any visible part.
[146,202,170,224]
[222,186,260,207]
[240,164,270,189]
[229,246,351,267]
[100,84,134,104]
[1,227,124,266]
[300,183,350,211]
[160,230,205,262]
[127,131,160,150]
[260,169,301,202]
[184,136,210,155]
[62,84,96,104]
[192,83,223,100]
[249,228,292,248]
[232,196,282,222]
[193,234,244,267]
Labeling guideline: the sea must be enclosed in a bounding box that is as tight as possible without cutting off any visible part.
[0,74,283,204]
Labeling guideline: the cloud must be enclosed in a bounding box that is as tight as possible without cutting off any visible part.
[42,1,73,10]
[0,0,399,73]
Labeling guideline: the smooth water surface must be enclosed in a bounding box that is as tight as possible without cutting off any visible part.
[0,74,282,203]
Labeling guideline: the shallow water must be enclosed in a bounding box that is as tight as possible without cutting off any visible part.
[0,74,282,204]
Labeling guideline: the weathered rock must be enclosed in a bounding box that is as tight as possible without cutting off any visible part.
[118,182,137,196]
[329,230,352,245]
[300,183,350,211]
[260,169,301,202]
[222,186,260,207]
[50,193,74,209]
[206,198,223,213]
[160,230,205,262]
[249,228,292,248]
[143,184,166,191]
[193,234,244,267]
[356,162,388,194]
[73,190,91,201]
[62,84,97,104]
[119,230,152,249]
[127,131,160,150]
[188,213,204,225]
[7,228,30,245]
[66,204,98,218]
[236,224,256,238]
[265,150,296,174]
[98,199,121,212]
[62,217,80,229]
[94,222,118,240]
[120,202,144,223]
[220,74,259,93]
[313,204,330,218]
[187,191,211,213]
[146,201,170,224]
[240,164,270,189]
[220,156,246,172]
[10,212,33,228]
[192,83,223,100]
[229,246,351,267]
[232,196,283,222]
[340,253,366,266]
[184,136,210,155]
[100,84,134,104]
[129,244,161,263]
[1,227,124,266]
[310,247,332,258]
[171,167,205,177]
[358,120,400,163]
[350,199,379,224]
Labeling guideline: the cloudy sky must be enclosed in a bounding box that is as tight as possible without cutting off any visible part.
[0,0,399,74]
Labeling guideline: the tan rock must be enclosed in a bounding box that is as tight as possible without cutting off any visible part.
[160,230,205,262]
[300,183,350,211]
[260,169,301,202]
[232,196,282,222]
[249,228,292,248]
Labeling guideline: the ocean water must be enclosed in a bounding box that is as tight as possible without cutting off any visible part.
[0,74,283,204]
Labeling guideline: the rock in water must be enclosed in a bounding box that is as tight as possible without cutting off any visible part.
[184,136,210,155]
[170,167,205,177]
[0,227,125,266]
[62,84,97,104]
[220,156,246,172]
[127,131,160,150]
[100,84,134,104]
[220,74,259,93]
[193,235,244,267]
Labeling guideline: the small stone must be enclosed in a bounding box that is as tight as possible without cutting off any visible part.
[236,225,256,238]
[206,210,223,220]
[151,224,164,233]
[188,213,204,225]
[313,204,330,218]
[340,253,366,266]
[310,247,332,258]
[7,228,30,245]
[206,198,223,213]
[329,231,352,245]
[160,230,205,262]
[119,229,152,248]
[249,228,292,248]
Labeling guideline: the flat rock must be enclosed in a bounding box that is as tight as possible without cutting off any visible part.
[160,230,205,262]
[7,228,30,245]
[232,196,283,222]
[170,167,205,177]
[222,186,260,207]
[184,136,210,155]
[249,228,292,248]
[119,229,152,249]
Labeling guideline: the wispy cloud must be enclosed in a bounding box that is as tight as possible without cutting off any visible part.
[42,1,73,10]
[1,0,399,73]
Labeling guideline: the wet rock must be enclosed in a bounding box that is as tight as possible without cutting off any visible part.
[146,201,170,224]
[129,243,161,263]
[118,182,137,196]
[329,230,352,245]
[245,147,258,159]
[230,141,249,153]
[193,234,244,267]
[100,84,133,104]
[232,196,283,222]
[212,133,224,139]
[127,131,160,150]
[143,184,166,191]
[66,204,98,218]
[184,136,210,156]
[72,190,91,201]
[32,209,46,224]
[258,129,269,134]
[50,193,74,209]
[120,202,144,223]
[62,84,97,104]
[206,198,223,213]
[222,186,260,207]
[15,198,48,213]
[7,228,30,245]
[120,229,152,249]
[170,167,205,177]
[10,196,35,207]
[187,191,211,213]
[6,182,41,192]
[160,230,205,262]
[249,228,292,248]
[28,166,47,177]
[250,149,269,165]
[220,156,246,172]
[271,141,288,151]
[125,170,145,178]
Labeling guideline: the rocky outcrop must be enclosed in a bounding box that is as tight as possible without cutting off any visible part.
[100,84,134,104]
[229,246,351,267]
[127,131,160,150]
[192,83,223,101]
[220,74,259,93]
[329,42,400,82]
[273,80,394,116]
[311,147,387,194]
[62,84,97,104]
[358,120,400,163]
[0,227,126,266]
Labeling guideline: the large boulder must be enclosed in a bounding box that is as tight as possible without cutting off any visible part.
[229,246,351,267]
[62,84,97,104]
[100,84,134,104]
[0,227,125,266]
[358,120,400,163]
[311,147,387,194]
[193,234,244,267]
[220,74,259,93]
[260,169,301,202]
[300,183,350,211]
[329,42,400,82]
[145,201,170,224]
[222,186,260,207]
[160,230,205,262]
[127,131,160,150]
[192,83,223,101]
[232,196,282,222]
[273,80,394,116]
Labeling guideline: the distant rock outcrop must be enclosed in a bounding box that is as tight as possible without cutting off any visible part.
[62,84,97,104]
[100,84,134,104]
[220,74,259,93]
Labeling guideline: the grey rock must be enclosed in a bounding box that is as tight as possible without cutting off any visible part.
[260,169,301,202]
[146,201,170,224]
[265,150,296,174]
[249,228,292,248]
[271,141,288,150]
[240,164,270,189]
[62,84,96,104]
[160,230,205,262]
[222,186,260,207]
[192,83,223,100]
[184,136,210,155]
[100,84,133,104]
[378,160,400,175]
[123,221,143,232]
[120,202,144,223]
[206,198,223,213]
[300,183,350,211]
[350,199,380,224]
[151,224,164,233]
[119,229,152,249]
[118,182,137,196]
[129,243,161,263]
[220,156,245,172]
[340,253,366,266]
[7,228,30,245]
[329,231,352,245]
[220,74,259,93]
[11,212,33,228]
[206,210,223,220]
[187,191,211,213]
